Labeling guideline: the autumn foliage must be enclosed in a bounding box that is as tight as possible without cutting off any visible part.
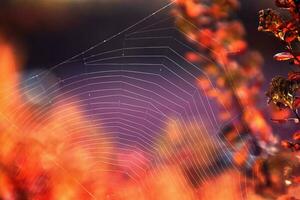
[1,0,300,199]
[174,0,300,199]
[258,0,300,155]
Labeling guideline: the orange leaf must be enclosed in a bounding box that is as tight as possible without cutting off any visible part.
[281,140,293,149]
[293,130,300,141]
[185,52,199,62]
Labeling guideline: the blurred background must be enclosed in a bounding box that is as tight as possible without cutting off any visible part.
[0,0,299,199]
[0,1,276,68]
[0,0,287,87]
[0,0,293,133]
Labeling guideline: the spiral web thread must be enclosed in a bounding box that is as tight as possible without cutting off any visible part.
[0,1,254,199]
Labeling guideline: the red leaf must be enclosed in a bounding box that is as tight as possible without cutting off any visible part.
[294,143,300,151]
[293,176,300,183]
[273,52,294,61]
[271,118,288,123]
[288,72,300,81]
[293,98,300,109]
[272,118,300,123]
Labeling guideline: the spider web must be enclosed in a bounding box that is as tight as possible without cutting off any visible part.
[3,1,255,199]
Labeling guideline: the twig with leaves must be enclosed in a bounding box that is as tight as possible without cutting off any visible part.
[258,0,300,152]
